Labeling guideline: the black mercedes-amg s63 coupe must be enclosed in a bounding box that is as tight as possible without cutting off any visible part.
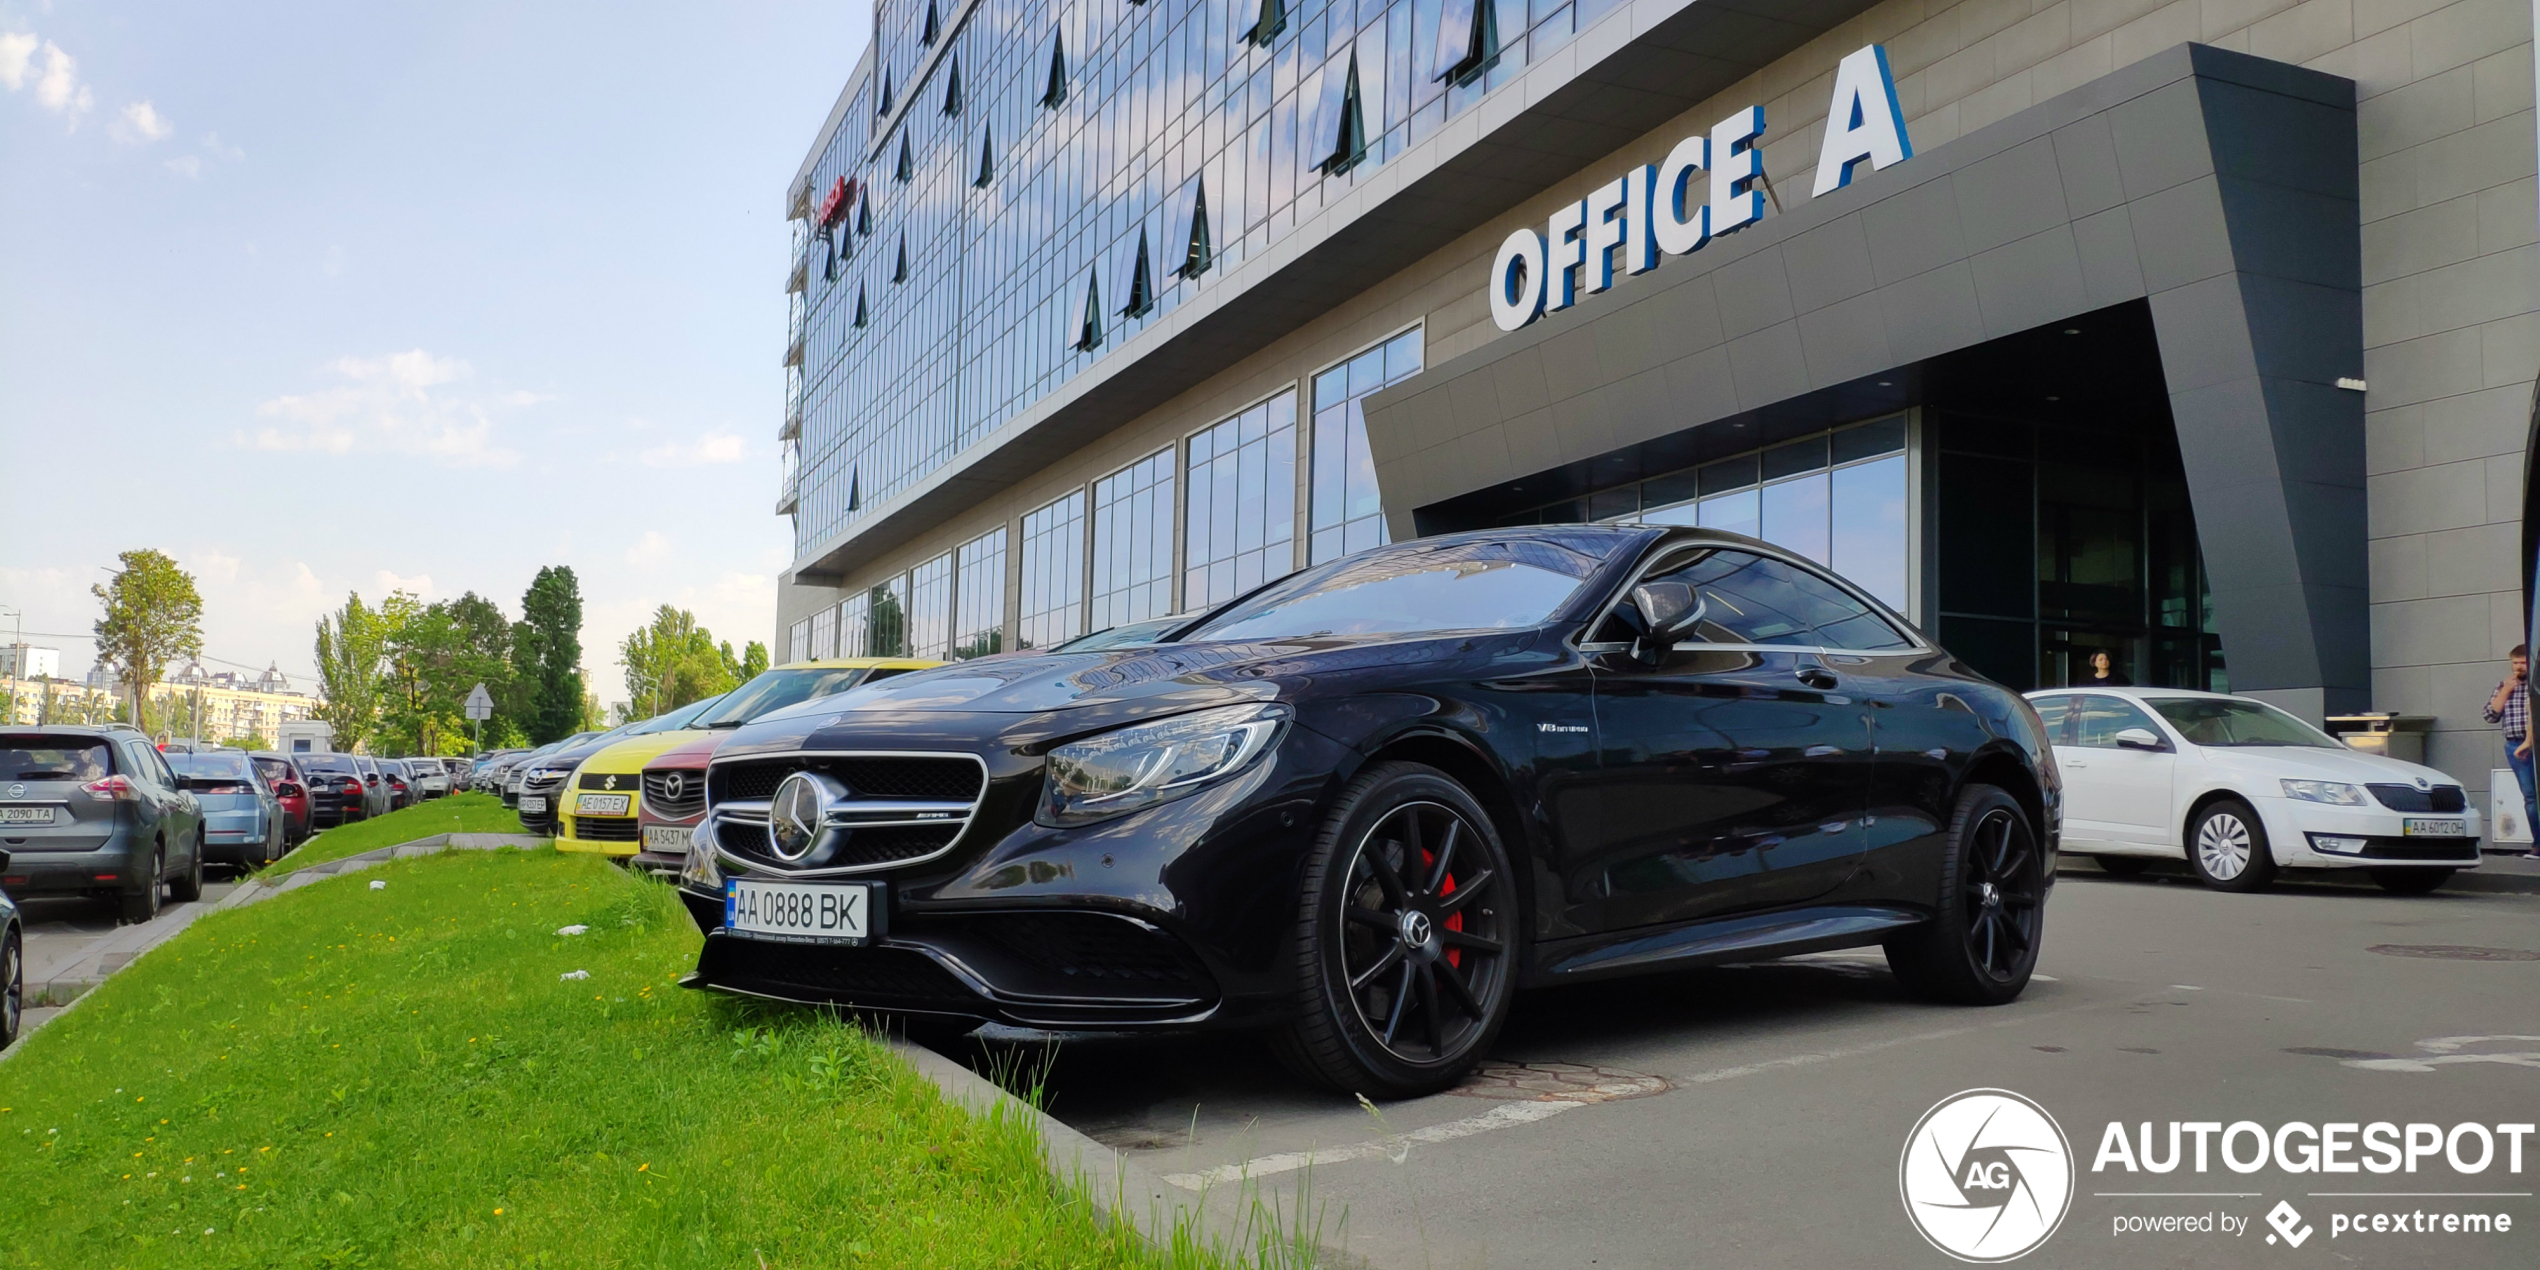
[676,525,2059,1097]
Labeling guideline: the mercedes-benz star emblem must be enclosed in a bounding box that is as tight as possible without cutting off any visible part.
[768,771,842,862]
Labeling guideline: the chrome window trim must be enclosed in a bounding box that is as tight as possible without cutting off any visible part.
[1572,534,1934,659]
[705,748,990,878]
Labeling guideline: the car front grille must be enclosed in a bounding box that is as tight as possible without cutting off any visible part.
[968,912,1211,993]
[2358,840,2480,861]
[643,770,706,819]
[2366,784,2467,813]
[569,816,641,843]
[577,771,637,791]
[716,755,984,803]
[716,818,965,870]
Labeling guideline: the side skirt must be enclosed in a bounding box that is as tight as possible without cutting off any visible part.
[1526,904,1927,986]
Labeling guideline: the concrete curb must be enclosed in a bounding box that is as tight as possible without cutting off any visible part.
[5,832,548,1061]
[888,1038,1363,1266]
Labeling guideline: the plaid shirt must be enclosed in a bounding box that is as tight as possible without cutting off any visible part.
[2487,678,2531,740]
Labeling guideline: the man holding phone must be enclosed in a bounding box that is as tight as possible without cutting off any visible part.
[2483,644,2534,852]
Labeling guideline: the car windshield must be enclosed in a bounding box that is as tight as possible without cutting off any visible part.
[1056,615,1194,652]
[169,753,252,780]
[0,736,112,781]
[696,667,869,727]
[1184,538,1606,643]
[2145,697,2342,749]
[298,754,355,773]
[628,693,728,735]
[251,758,295,785]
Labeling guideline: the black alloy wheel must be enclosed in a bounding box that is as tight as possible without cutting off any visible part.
[170,834,205,903]
[0,929,19,1049]
[1887,784,2044,1005]
[1277,763,1516,1098]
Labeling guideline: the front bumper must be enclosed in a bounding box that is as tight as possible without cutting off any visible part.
[629,812,700,874]
[556,811,640,856]
[2259,797,2483,868]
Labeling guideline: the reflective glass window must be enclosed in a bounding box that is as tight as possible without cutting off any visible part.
[1184,391,1297,611]
[1090,449,1175,630]
[1642,548,1912,651]
[954,527,1008,659]
[836,591,872,659]
[1310,328,1421,563]
[906,552,954,660]
[1020,490,1086,650]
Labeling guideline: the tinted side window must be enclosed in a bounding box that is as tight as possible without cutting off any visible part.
[2071,697,2162,749]
[1643,549,1912,651]
[2028,697,2075,746]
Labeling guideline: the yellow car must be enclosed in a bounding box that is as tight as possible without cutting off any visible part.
[556,658,942,857]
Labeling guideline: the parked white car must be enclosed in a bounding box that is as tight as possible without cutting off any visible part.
[2024,687,2481,894]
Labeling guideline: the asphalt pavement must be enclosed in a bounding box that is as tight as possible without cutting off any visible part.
[961,868,2540,1269]
[17,874,246,1034]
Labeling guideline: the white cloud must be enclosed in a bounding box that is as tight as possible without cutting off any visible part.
[624,531,671,567]
[374,570,434,598]
[165,155,201,177]
[29,40,92,127]
[638,429,748,468]
[203,131,243,161]
[110,99,171,144]
[244,349,526,468]
[0,32,34,89]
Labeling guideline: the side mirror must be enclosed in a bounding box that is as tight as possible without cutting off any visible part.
[0,849,11,873]
[1628,581,1705,661]
[276,781,304,798]
[2114,727,2166,752]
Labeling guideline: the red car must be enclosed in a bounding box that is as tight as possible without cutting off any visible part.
[630,732,718,877]
[248,752,314,845]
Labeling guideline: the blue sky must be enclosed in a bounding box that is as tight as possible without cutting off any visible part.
[0,1,869,709]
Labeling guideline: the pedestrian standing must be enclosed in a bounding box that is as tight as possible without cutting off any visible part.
[2481,644,2535,853]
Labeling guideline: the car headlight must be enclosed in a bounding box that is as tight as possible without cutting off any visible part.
[2281,779,2367,806]
[681,819,722,890]
[1039,702,1288,827]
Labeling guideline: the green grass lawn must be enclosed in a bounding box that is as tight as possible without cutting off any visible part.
[0,847,1171,1268]
[273,793,531,875]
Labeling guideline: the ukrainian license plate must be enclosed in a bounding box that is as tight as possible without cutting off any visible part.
[575,792,631,816]
[724,878,883,945]
[0,806,54,824]
[520,795,547,813]
[642,825,691,854]
[2403,818,2465,837]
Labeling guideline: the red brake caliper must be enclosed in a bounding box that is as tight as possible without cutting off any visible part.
[1423,847,1463,970]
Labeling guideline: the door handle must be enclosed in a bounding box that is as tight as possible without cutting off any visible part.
[1796,667,1840,690]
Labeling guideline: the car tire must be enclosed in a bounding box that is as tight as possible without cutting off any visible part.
[2093,855,2153,877]
[1272,762,1518,1100]
[170,836,205,903]
[2369,867,2454,895]
[1885,784,2045,1006]
[0,927,20,1049]
[121,847,164,925]
[2187,800,2276,892]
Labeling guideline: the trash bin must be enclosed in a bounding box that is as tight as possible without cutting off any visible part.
[2322,713,2433,765]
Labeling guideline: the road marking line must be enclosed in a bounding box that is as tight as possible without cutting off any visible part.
[1159,1101,1579,1190]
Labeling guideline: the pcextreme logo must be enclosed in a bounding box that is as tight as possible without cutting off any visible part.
[1899,1089,2076,1262]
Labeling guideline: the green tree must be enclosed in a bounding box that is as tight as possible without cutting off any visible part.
[312,593,389,754]
[517,566,585,744]
[92,548,205,734]
[620,606,741,717]
[736,640,769,679]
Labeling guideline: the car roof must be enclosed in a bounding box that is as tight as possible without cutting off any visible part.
[773,657,944,670]
[2024,686,2244,703]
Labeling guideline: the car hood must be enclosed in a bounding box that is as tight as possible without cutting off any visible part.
[719,630,1524,758]
[2198,745,2460,788]
[582,730,710,775]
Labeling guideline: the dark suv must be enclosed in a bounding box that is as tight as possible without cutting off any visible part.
[0,725,208,923]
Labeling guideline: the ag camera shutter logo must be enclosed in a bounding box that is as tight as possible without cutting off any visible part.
[1900,1089,2075,1262]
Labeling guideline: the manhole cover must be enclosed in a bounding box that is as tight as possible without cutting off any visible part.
[1449,1060,1669,1102]
[2367,944,2540,962]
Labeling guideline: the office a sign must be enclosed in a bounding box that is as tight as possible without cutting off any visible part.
[1488,44,1912,333]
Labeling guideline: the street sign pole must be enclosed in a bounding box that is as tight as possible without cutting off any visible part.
[463,683,494,759]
